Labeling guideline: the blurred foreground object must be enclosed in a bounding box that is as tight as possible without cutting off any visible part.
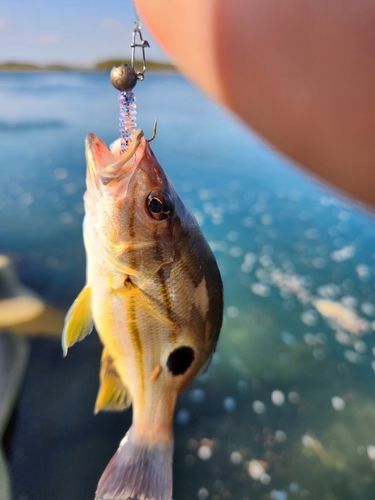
[136,0,375,207]
[0,255,64,336]
[0,335,28,500]
[0,254,65,499]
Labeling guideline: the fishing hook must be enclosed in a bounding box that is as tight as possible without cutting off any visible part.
[147,119,158,142]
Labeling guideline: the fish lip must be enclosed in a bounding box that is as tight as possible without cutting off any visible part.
[85,129,145,187]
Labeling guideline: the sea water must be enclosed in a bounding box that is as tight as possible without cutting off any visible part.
[1,72,375,500]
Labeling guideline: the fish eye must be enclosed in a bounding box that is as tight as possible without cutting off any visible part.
[146,190,173,220]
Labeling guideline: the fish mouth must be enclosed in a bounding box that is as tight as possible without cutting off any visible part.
[85,129,145,187]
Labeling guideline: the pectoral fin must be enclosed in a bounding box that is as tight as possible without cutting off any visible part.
[62,286,93,356]
[95,349,131,414]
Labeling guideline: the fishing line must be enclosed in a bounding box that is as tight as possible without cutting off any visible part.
[131,0,142,32]
[109,3,150,153]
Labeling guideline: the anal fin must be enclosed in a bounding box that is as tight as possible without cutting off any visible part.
[95,348,131,414]
[62,286,93,356]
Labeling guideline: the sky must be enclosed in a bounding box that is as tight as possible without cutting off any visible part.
[0,0,169,66]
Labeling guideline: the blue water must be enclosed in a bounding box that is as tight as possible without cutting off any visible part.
[1,72,375,500]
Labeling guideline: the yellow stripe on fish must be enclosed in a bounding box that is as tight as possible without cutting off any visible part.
[126,293,146,404]
[157,267,178,345]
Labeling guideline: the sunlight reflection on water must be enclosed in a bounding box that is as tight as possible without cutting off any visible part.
[1,73,375,500]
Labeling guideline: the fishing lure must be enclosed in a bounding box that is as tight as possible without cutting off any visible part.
[62,14,223,500]
[109,19,149,152]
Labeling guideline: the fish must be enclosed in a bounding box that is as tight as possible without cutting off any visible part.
[62,129,223,500]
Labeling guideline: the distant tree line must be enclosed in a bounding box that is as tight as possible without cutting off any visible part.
[0,60,175,72]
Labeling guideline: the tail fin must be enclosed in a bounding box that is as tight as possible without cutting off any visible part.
[95,427,173,500]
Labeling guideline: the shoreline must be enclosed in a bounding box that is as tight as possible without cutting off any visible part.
[0,69,178,75]
[0,61,177,74]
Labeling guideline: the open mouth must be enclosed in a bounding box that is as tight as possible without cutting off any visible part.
[85,129,145,187]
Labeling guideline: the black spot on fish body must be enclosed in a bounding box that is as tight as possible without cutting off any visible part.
[167,346,195,376]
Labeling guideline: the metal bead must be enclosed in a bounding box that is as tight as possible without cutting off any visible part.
[110,64,137,92]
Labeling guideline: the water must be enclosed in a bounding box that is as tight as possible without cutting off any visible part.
[1,72,375,500]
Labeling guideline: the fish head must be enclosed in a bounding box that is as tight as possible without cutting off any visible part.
[84,130,187,278]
